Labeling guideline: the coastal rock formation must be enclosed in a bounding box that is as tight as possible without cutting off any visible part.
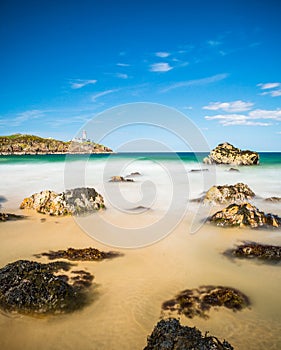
[0,212,25,222]
[209,202,281,228]
[264,197,281,203]
[20,187,105,215]
[162,286,250,319]
[225,241,281,262]
[203,142,259,165]
[0,134,112,155]
[36,247,122,261]
[0,260,93,315]
[109,176,134,182]
[144,318,234,350]
[204,183,255,204]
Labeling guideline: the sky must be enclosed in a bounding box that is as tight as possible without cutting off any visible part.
[1,0,281,151]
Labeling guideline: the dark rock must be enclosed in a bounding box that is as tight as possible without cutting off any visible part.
[264,197,281,203]
[0,260,93,315]
[144,318,234,350]
[209,202,281,228]
[36,247,122,261]
[227,168,240,172]
[0,212,25,222]
[20,187,105,216]
[204,183,255,204]
[162,286,250,320]
[109,176,134,182]
[189,169,209,173]
[203,142,259,165]
[126,172,141,177]
[225,241,281,262]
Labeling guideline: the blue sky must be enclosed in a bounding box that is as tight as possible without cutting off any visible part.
[1,0,281,151]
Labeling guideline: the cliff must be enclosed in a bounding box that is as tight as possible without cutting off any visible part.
[0,134,112,155]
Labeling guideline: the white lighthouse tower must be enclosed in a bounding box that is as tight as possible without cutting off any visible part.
[82,130,87,142]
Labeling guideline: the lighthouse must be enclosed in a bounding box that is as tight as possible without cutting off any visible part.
[82,130,87,142]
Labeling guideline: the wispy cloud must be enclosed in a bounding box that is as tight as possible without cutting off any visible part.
[116,63,130,67]
[205,108,281,126]
[207,40,222,47]
[70,79,97,89]
[91,89,119,102]
[155,51,171,58]
[116,73,128,79]
[203,100,253,112]
[161,73,228,93]
[257,82,281,97]
[0,109,45,127]
[150,62,173,72]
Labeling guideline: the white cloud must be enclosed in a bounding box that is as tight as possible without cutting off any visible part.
[150,62,173,72]
[0,110,45,127]
[116,63,130,67]
[257,82,280,90]
[203,100,254,112]
[207,40,221,47]
[205,108,281,126]
[91,89,118,102]
[276,131,281,134]
[71,79,97,89]
[155,52,171,58]
[161,73,228,93]
[261,89,281,97]
[116,73,128,79]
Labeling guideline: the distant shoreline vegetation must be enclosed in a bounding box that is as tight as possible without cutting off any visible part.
[0,134,113,155]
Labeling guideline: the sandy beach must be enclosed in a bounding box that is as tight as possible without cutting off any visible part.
[1,204,281,350]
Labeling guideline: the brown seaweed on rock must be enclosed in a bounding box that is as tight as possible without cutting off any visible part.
[144,318,234,350]
[162,286,250,319]
[0,260,94,315]
[36,247,123,261]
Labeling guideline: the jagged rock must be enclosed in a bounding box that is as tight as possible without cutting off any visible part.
[144,318,234,350]
[36,247,122,261]
[20,187,105,216]
[109,176,134,182]
[225,241,281,262]
[204,183,255,204]
[209,202,281,228]
[0,260,93,315]
[264,197,281,203]
[162,286,250,320]
[203,142,259,165]
[0,212,25,222]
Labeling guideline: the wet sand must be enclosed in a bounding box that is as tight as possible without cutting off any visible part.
[1,208,281,350]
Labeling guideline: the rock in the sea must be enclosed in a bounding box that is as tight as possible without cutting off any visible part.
[144,318,234,350]
[126,172,141,177]
[20,187,105,216]
[0,260,93,315]
[225,241,281,262]
[189,169,209,173]
[227,168,240,172]
[162,286,250,320]
[204,183,255,204]
[0,212,25,222]
[203,142,259,165]
[109,176,134,182]
[36,247,122,261]
[209,202,281,228]
[264,197,281,203]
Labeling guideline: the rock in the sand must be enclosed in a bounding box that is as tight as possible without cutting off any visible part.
[0,212,25,222]
[162,285,250,320]
[209,202,281,228]
[0,260,93,315]
[204,183,255,204]
[37,247,122,261]
[126,172,141,176]
[144,318,234,350]
[20,187,105,216]
[109,176,134,182]
[203,142,259,165]
[225,241,281,262]
[227,167,240,172]
[264,197,281,203]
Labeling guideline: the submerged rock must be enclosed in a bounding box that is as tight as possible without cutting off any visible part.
[36,247,122,261]
[109,176,134,182]
[209,202,281,228]
[162,286,250,320]
[225,241,281,262]
[144,318,234,350]
[203,142,259,165]
[0,212,25,222]
[0,260,93,315]
[189,169,209,173]
[20,187,105,216]
[126,172,141,177]
[204,183,255,204]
